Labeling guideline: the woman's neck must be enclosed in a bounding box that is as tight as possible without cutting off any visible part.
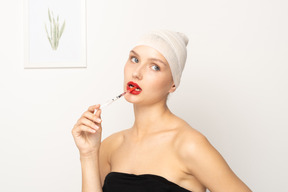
[132,102,173,137]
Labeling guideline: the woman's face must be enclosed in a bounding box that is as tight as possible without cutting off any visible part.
[124,45,176,105]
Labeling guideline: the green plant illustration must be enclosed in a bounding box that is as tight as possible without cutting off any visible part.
[45,9,65,50]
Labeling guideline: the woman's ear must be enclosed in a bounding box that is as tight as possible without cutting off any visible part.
[169,84,176,93]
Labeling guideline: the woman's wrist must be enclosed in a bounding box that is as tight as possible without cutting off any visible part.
[79,150,99,160]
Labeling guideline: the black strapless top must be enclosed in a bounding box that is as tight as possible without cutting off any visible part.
[102,172,192,192]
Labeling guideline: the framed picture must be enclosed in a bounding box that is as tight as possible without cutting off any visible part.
[23,0,86,68]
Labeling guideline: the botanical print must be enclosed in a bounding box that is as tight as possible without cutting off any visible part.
[45,9,66,51]
[24,0,86,68]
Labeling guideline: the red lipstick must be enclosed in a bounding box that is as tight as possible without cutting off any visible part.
[127,81,142,95]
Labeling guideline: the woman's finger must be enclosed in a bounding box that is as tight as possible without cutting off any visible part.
[77,124,96,134]
[95,107,102,119]
[72,124,95,138]
[80,124,96,134]
[82,111,102,124]
[88,104,100,113]
[80,117,99,130]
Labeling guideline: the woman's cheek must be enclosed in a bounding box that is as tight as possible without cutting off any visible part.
[124,64,131,78]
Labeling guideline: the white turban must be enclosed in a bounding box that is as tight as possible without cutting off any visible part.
[134,30,189,88]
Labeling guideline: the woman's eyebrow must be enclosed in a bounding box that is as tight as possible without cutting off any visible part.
[130,50,167,66]
[130,50,139,56]
[149,58,167,66]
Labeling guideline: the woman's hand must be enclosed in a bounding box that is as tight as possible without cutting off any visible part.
[72,104,102,157]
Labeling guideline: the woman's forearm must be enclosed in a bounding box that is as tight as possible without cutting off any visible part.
[80,152,102,192]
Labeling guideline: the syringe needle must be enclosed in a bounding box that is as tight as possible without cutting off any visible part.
[94,87,137,113]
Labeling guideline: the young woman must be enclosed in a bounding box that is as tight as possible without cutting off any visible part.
[72,30,252,192]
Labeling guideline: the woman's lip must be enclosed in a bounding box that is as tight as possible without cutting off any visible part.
[126,81,142,95]
[127,87,141,95]
[127,81,142,90]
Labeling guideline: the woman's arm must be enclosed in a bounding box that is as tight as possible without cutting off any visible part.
[80,152,103,192]
[72,105,104,192]
[179,130,252,192]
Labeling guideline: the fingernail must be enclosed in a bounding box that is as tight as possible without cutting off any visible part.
[96,118,102,123]
[94,124,99,129]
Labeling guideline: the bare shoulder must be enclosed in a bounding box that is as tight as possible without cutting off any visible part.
[174,123,218,172]
[100,129,128,154]
[173,120,210,158]
[173,120,252,192]
[172,120,224,172]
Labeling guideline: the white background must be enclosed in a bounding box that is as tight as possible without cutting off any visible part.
[0,0,287,191]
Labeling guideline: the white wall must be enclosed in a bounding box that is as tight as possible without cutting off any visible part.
[0,0,287,191]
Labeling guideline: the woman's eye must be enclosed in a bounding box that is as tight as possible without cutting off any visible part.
[152,65,160,71]
[131,57,139,63]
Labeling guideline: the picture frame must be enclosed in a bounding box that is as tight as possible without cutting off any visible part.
[23,0,87,68]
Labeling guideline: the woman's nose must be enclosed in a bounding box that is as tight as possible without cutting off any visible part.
[132,65,144,80]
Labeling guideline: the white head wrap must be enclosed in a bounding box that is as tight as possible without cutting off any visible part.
[134,30,189,88]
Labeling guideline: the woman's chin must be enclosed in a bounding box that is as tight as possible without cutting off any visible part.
[124,94,135,103]
[124,94,142,104]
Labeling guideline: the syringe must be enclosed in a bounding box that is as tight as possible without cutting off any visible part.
[94,87,136,114]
